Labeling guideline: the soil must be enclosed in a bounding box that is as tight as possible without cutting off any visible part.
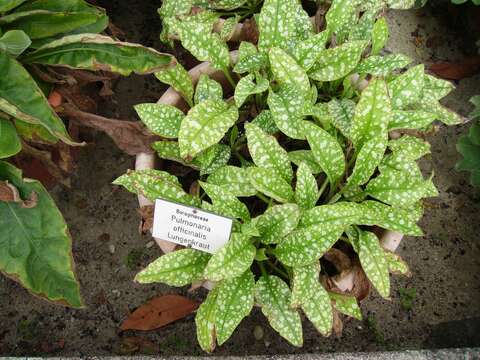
[1,1,480,357]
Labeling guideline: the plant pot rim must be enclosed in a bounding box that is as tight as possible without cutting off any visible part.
[135,51,405,292]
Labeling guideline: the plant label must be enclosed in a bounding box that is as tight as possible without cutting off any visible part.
[152,198,233,254]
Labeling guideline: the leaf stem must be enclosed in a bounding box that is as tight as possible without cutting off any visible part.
[222,67,236,89]
[256,193,270,205]
[317,178,329,198]
[265,260,289,278]
[258,261,268,277]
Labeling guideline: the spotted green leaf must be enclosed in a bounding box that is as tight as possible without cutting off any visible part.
[356,54,411,77]
[135,249,210,286]
[295,162,319,210]
[215,270,255,345]
[255,203,300,244]
[159,0,192,17]
[134,103,183,138]
[200,182,250,221]
[208,0,248,9]
[113,169,200,207]
[179,99,238,159]
[220,16,239,41]
[358,231,390,298]
[350,78,391,149]
[385,251,411,276]
[348,7,377,42]
[196,286,218,352]
[194,74,223,104]
[387,0,416,9]
[196,144,231,175]
[267,85,306,139]
[417,100,463,125]
[388,135,430,160]
[292,31,329,71]
[252,110,278,135]
[170,17,230,70]
[234,73,269,108]
[371,17,389,55]
[303,121,345,185]
[291,262,333,336]
[257,0,297,51]
[366,168,438,207]
[269,47,310,95]
[245,122,292,182]
[276,224,344,266]
[288,150,323,174]
[155,62,194,107]
[309,41,367,82]
[389,64,424,109]
[326,0,359,36]
[423,74,454,101]
[247,166,294,203]
[328,98,355,138]
[389,110,436,130]
[346,138,387,188]
[329,292,362,320]
[207,165,257,197]
[203,233,255,281]
[233,41,267,74]
[255,275,303,347]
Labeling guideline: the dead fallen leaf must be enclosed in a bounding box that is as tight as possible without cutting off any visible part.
[120,294,198,331]
[60,104,157,155]
[324,248,352,273]
[138,205,154,234]
[119,336,159,355]
[332,309,343,338]
[429,56,480,80]
[0,181,20,202]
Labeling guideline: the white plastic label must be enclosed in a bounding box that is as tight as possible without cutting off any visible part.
[152,199,233,254]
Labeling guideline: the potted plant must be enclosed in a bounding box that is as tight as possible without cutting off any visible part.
[115,0,462,352]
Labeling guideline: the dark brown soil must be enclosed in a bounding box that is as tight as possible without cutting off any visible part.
[0,1,479,356]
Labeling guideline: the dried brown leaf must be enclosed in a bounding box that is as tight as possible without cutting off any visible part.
[429,56,480,80]
[137,205,154,234]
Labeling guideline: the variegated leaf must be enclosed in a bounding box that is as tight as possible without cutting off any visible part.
[200,182,250,221]
[385,251,411,276]
[291,262,333,336]
[255,275,303,347]
[247,166,294,203]
[245,122,293,182]
[309,41,367,82]
[356,54,411,77]
[358,231,390,298]
[234,73,269,108]
[346,138,387,188]
[387,0,416,9]
[329,292,362,320]
[303,121,345,185]
[257,0,297,51]
[179,99,238,159]
[134,103,183,138]
[220,16,239,41]
[423,74,455,101]
[276,224,344,266]
[233,41,267,74]
[288,150,323,174]
[196,286,218,352]
[255,203,300,244]
[208,0,248,9]
[328,98,355,138]
[113,170,200,207]
[416,99,464,125]
[135,249,210,286]
[203,233,255,281]
[207,165,257,197]
[389,64,424,109]
[388,135,430,160]
[152,141,196,167]
[366,168,438,207]
[292,31,329,71]
[389,110,436,130]
[155,62,194,107]
[269,47,310,95]
[268,86,306,139]
[292,1,314,41]
[371,17,389,55]
[252,110,279,135]
[194,74,223,104]
[350,78,391,149]
[348,7,377,42]
[326,0,359,36]
[159,0,192,17]
[215,270,255,345]
[196,144,231,175]
[295,162,319,210]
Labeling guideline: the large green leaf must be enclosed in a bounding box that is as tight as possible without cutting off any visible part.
[200,182,250,221]
[195,74,223,105]
[388,64,424,109]
[255,203,300,244]
[178,99,238,159]
[291,31,329,71]
[208,0,248,10]
[134,103,183,138]
[255,275,303,346]
[371,17,389,55]
[0,161,82,307]
[309,41,367,82]
[234,73,268,108]
[0,117,21,158]
[327,98,355,138]
[233,41,268,74]
[0,50,73,144]
[267,85,306,139]
[303,121,345,185]
[245,122,292,182]
[269,47,310,95]
[203,233,255,281]
[326,0,359,36]
[207,165,256,197]
[0,29,31,56]
[346,138,387,188]
[288,150,323,174]
[196,286,218,353]
[389,110,436,130]
[22,34,175,76]
[113,169,200,207]
[215,270,255,345]
[247,166,294,203]
[329,292,362,320]
[355,54,411,77]
[257,0,298,51]
[291,262,333,336]
[155,62,194,107]
[0,0,28,13]
[423,74,454,101]
[295,162,319,210]
[135,249,210,286]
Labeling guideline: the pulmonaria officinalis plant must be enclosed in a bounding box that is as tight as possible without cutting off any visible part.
[115,0,463,352]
